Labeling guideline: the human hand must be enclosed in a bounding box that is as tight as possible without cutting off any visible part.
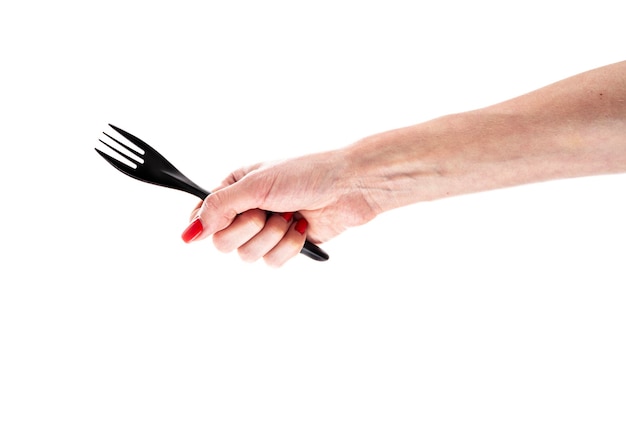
[180,61,626,267]
[181,149,378,266]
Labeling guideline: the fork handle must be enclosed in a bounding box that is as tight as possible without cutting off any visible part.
[302,240,329,261]
[195,188,329,261]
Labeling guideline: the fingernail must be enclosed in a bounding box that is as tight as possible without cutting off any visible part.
[294,218,308,235]
[181,218,203,243]
[280,212,294,222]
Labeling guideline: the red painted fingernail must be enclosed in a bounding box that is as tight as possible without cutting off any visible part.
[280,212,294,222]
[181,218,203,243]
[294,218,308,235]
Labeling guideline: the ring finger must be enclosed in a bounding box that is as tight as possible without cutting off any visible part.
[237,212,295,262]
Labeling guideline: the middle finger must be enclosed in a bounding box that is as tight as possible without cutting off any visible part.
[212,209,267,253]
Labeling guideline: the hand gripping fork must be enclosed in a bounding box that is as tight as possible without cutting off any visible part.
[95,124,329,261]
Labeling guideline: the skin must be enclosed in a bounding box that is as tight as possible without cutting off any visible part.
[184,60,626,267]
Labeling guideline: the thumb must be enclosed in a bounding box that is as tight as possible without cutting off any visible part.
[194,178,264,238]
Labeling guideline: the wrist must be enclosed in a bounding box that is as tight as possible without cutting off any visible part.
[342,122,446,214]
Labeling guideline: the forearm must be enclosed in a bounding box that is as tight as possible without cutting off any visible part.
[344,60,626,214]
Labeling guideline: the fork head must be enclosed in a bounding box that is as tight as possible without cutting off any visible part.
[95,124,203,195]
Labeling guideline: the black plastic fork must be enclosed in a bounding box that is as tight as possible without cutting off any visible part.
[95,124,329,262]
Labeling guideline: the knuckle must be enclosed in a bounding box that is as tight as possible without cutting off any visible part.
[212,232,235,253]
[203,194,238,226]
[263,256,285,268]
[237,247,260,263]
[246,210,267,231]
[264,224,286,241]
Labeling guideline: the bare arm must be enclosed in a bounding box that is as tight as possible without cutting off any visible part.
[185,61,626,266]
[348,60,626,215]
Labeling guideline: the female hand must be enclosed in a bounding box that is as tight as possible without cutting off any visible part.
[182,61,626,266]
[180,149,378,267]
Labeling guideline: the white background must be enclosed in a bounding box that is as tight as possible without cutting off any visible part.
[1,1,625,422]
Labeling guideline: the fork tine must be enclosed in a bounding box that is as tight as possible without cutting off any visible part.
[101,132,145,163]
[94,147,137,175]
[109,124,151,154]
